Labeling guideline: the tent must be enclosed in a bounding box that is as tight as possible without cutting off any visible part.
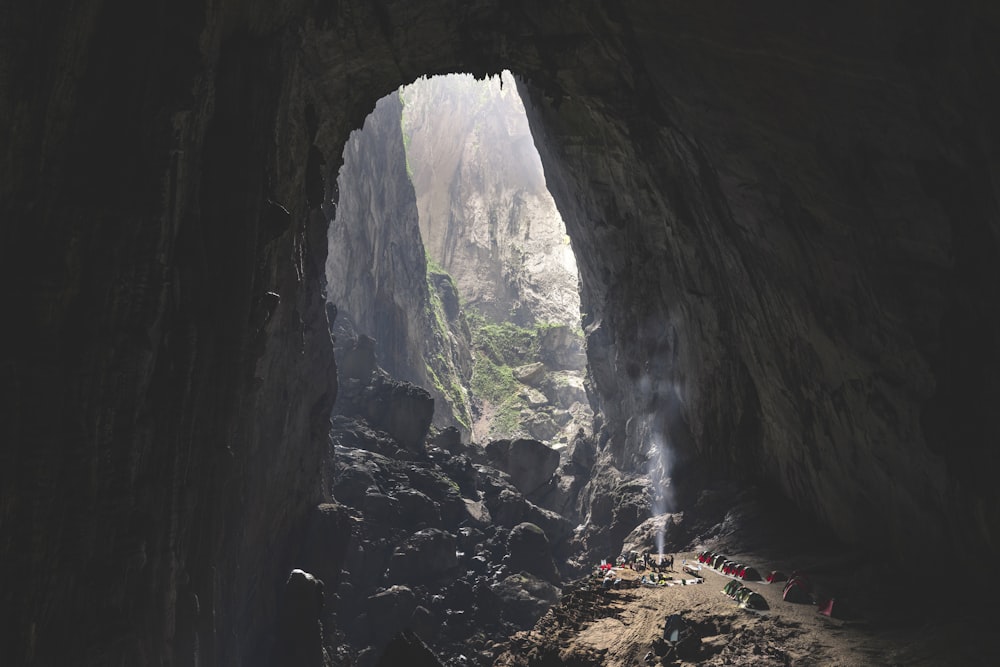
[740,567,761,581]
[817,597,848,618]
[743,591,769,610]
[782,577,812,603]
[723,580,743,597]
[766,570,787,583]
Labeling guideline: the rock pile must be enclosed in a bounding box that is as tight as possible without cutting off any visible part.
[320,353,585,665]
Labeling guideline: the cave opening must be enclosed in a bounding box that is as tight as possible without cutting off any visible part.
[324,70,591,448]
[7,3,1000,665]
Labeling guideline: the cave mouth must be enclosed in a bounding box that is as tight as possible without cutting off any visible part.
[325,70,591,446]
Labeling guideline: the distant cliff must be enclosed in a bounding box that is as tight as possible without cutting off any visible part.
[325,93,473,433]
[402,72,581,329]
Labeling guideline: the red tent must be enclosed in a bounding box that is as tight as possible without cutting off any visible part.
[766,570,787,583]
[782,576,812,603]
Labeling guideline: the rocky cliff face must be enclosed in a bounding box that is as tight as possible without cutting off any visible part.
[402,72,581,329]
[400,73,590,443]
[325,93,473,432]
[3,1,999,665]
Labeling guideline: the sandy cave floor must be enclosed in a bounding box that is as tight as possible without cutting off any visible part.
[495,550,998,666]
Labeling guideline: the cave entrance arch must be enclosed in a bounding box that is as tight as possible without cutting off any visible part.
[324,71,592,446]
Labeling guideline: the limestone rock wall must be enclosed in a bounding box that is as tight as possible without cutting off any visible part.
[325,92,473,432]
[402,72,581,328]
[518,1,1000,557]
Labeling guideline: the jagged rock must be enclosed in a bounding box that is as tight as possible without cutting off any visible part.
[525,412,560,442]
[529,472,584,519]
[514,362,547,385]
[522,503,573,547]
[431,426,465,454]
[568,430,597,471]
[275,570,326,667]
[363,376,435,454]
[508,438,561,496]
[462,499,492,527]
[507,522,560,584]
[541,371,589,410]
[523,387,549,407]
[492,573,561,629]
[387,529,459,585]
[404,467,468,526]
[339,335,377,382]
[621,514,683,557]
[395,488,442,529]
[537,325,586,370]
[405,72,582,329]
[363,491,402,526]
[341,539,397,602]
[485,438,560,495]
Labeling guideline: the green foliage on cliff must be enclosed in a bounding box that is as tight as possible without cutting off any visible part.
[423,260,471,430]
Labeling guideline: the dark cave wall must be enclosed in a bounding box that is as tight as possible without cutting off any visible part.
[518,1,1000,556]
[2,1,999,665]
[0,2,338,664]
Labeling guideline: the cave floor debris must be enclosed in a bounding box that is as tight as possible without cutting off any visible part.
[495,551,997,666]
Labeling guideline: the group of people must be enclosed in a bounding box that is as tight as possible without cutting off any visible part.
[617,549,674,573]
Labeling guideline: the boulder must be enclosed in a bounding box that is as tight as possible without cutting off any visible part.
[621,514,681,556]
[298,503,354,593]
[541,371,589,409]
[522,503,573,547]
[431,426,464,454]
[395,488,442,529]
[387,529,459,585]
[513,362,547,385]
[492,573,560,629]
[365,585,417,645]
[525,412,560,441]
[507,522,560,584]
[363,491,401,526]
[568,429,596,470]
[274,569,326,667]
[339,334,377,381]
[507,439,560,495]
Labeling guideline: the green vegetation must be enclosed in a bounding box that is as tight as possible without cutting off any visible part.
[423,259,471,430]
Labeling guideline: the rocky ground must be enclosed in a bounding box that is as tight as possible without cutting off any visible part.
[318,336,998,667]
[495,485,1000,667]
[318,336,603,666]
